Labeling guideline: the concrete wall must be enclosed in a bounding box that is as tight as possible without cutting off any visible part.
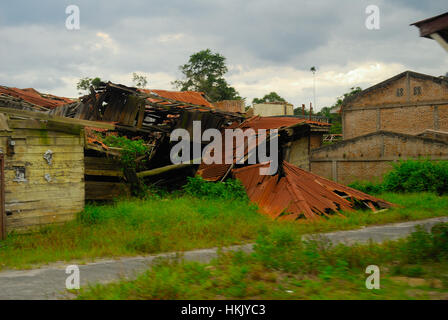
[286,136,309,170]
[310,131,448,185]
[342,72,448,140]
[253,103,294,117]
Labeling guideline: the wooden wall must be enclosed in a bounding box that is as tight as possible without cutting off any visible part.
[1,127,84,232]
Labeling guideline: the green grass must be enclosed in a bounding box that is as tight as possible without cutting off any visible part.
[76,223,448,300]
[0,192,447,270]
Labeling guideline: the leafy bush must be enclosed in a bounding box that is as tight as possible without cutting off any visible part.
[349,160,448,195]
[383,159,448,194]
[183,176,248,200]
[402,223,448,262]
[348,181,383,194]
[102,135,149,169]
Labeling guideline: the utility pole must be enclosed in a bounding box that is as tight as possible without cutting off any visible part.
[310,66,317,111]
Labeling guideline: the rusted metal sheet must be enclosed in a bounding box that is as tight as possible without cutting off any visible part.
[233,161,394,220]
[0,86,74,111]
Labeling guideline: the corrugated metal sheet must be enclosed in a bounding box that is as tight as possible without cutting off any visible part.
[0,86,74,110]
[233,161,394,220]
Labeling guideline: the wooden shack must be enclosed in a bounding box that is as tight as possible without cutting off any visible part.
[0,108,113,238]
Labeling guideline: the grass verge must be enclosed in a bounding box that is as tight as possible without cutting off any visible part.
[0,192,447,270]
[77,223,448,300]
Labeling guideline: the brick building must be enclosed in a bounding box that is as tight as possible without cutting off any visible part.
[310,131,448,185]
[341,71,448,140]
[310,70,448,184]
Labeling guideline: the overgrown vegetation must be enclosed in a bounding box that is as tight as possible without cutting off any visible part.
[182,176,247,200]
[349,159,448,195]
[1,192,447,270]
[102,135,150,169]
[77,223,448,300]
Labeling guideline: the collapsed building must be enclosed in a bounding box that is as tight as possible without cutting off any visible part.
[0,81,393,237]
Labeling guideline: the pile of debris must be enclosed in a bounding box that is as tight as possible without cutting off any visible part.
[197,116,394,219]
[0,81,393,219]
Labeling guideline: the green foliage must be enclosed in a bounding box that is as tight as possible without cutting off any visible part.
[2,192,448,271]
[173,49,241,102]
[102,135,149,169]
[76,77,103,94]
[349,160,448,195]
[402,223,448,262]
[348,181,384,194]
[182,176,248,201]
[77,223,448,300]
[252,92,286,104]
[383,159,448,194]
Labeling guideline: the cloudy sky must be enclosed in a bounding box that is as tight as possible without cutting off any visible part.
[0,0,447,110]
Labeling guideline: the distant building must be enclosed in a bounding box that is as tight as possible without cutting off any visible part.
[341,71,448,140]
[310,70,448,184]
[253,102,294,117]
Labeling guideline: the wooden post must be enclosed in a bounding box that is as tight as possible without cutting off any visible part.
[302,104,305,117]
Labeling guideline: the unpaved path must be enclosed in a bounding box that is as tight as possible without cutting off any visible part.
[1,216,447,300]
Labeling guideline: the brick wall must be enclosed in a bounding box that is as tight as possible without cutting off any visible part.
[342,72,448,139]
[310,131,448,185]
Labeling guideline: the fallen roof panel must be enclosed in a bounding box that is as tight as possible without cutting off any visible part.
[232,161,394,220]
[0,86,74,110]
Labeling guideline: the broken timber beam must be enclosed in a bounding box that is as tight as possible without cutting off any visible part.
[0,106,115,130]
[137,162,196,178]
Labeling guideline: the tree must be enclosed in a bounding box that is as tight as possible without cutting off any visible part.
[132,73,148,89]
[173,49,241,102]
[315,86,362,134]
[252,92,286,104]
[76,77,102,95]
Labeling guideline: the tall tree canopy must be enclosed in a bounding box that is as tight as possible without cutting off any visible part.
[252,92,286,104]
[173,49,241,102]
[76,77,102,95]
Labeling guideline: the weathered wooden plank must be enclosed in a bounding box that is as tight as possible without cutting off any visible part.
[84,169,123,177]
[5,183,84,202]
[8,152,84,162]
[5,174,84,185]
[85,181,130,200]
[6,211,77,229]
[5,159,84,170]
[0,128,79,139]
[0,106,115,130]
[12,145,84,154]
[6,199,84,213]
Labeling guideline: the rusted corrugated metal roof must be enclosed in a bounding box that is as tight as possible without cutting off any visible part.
[0,86,74,110]
[140,89,214,109]
[233,161,394,220]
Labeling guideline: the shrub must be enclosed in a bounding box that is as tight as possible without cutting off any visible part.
[402,223,448,262]
[348,181,383,194]
[183,176,248,200]
[349,160,448,195]
[102,135,149,169]
[382,159,448,194]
